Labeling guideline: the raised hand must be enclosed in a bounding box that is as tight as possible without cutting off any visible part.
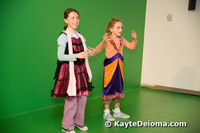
[132,30,137,40]
[75,50,88,59]
[102,33,111,43]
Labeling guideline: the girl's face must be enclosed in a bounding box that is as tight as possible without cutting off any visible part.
[110,21,123,38]
[64,11,79,30]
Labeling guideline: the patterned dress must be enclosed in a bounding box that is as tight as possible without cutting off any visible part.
[102,36,124,100]
[51,32,93,98]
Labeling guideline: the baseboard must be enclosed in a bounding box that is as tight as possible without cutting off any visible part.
[141,83,200,96]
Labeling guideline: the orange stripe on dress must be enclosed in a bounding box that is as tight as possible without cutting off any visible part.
[119,59,124,80]
[104,59,118,87]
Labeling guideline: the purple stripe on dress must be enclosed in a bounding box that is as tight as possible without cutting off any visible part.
[102,63,123,94]
[104,53,123,66]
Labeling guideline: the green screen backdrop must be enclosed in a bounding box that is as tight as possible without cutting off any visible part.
[0,0,146,118]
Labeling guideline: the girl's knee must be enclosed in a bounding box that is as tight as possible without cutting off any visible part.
[113,98,120,103]
[103,100,112,104]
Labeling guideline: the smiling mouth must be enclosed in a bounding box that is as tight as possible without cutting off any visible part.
[73,24,79,27]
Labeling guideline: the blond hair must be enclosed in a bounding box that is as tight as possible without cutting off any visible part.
[106,18,122,34]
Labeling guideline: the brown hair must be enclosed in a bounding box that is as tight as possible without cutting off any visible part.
[64,8,79,30]
[106,17,122,34]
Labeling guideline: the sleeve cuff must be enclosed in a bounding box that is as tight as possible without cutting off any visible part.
[71,54,77,61]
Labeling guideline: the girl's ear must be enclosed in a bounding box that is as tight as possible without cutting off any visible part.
[109,28,113,33]
[64,19,68,24]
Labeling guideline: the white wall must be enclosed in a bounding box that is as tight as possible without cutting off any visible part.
[141,0,200,91]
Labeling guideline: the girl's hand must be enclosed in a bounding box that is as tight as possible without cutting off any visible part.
[88,47,96,56]
[102,33,110,43]
[132,30,137,40]
[75,50,88,59]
